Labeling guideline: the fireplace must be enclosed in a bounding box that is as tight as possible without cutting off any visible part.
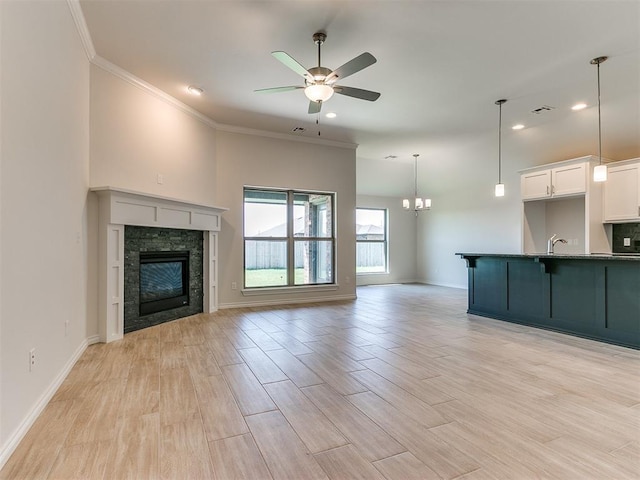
[139,251,190,315]
[92,187,226,343]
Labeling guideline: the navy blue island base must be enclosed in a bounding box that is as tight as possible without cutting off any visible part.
[457,253,640,349]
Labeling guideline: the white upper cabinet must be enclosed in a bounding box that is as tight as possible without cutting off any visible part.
[552,163,587,197]
[521,170,551,199]
[521,162,586,201]
[520,156,609,254]
[603,159,640,223]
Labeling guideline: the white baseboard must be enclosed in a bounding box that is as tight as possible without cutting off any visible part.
[417,280,467,290]
[0,338,90,470]
[219,294,356,310]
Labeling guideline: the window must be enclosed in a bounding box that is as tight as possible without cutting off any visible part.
[356,208,387,274]
[244,188,335,288]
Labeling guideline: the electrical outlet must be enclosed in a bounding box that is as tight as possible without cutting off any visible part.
[624,237,631,247]
[29,348,36,372]
[231,282,237,290]
[157,174,164,185]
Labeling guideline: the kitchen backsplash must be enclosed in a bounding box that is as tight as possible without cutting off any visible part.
[612,223,640,253]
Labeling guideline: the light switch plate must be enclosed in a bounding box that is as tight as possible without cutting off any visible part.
[624,237,631,247]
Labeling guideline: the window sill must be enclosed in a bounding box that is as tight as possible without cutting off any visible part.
[241,284,339,296]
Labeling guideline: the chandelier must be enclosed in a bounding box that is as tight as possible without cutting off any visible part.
[403,154,431,215]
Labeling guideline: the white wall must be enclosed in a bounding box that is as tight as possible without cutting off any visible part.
[356,195,417,286]
[216,129,357,307]
[89,65,218,206]
[0,0,90,462]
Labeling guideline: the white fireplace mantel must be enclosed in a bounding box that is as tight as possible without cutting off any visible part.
[91,187,228,343]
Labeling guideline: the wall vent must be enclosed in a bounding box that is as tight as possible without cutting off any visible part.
[531,105,555,114]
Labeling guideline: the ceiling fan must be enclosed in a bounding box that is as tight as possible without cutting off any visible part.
[255,32,380,114]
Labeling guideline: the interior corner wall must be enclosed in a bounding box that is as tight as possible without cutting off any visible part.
[89,64,217,206]
[356,195,417,286]
[215,130,357,308]
[414,134,525,290]
[0,0,90,464]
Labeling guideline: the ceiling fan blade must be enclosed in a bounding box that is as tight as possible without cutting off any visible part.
[334,86,380,101]
[325,52,376,83]
[254,86,304,94]
[272,51,313,81]
[308,100,322,114]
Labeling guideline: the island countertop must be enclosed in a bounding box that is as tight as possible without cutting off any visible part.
[457,252,640,261]
[457,253,639,349]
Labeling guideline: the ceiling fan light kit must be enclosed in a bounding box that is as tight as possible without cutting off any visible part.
[255,31,380,114]
[304,84,334,102]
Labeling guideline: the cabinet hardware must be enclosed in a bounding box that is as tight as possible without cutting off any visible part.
[547,185,550,195]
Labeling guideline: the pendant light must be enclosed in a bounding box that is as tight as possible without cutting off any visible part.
[403,154,431,215]
[494,99,507,197]
[591,56,608,182]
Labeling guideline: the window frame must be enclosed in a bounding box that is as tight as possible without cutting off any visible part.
[356,207,389,275]
[243,187,336,290]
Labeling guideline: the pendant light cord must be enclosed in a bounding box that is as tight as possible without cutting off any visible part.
[498,103,502,184]
[495,99,506,185]
[597,60,602,166]
[414,155,418,198]
[590,56,607,167]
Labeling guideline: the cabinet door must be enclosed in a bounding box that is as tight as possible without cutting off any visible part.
[521,170,551,200]
[603,163,640,222]
[551,163,586,197]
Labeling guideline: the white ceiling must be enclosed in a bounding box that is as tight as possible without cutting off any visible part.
[80,0,639,191]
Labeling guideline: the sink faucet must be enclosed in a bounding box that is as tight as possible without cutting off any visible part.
[547,234,568,254]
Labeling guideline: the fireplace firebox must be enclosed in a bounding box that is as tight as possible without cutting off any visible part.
[139,251,190,315]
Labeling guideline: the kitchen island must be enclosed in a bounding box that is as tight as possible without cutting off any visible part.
[457,253,639,349]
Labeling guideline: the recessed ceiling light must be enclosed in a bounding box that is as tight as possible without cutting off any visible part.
[187,85,204,96]
[571,102,587,111]
[326,112,337,119]
[512,124,525,130]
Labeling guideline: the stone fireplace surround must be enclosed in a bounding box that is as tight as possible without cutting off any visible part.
[124,226,204,333]
[92,187,227,343]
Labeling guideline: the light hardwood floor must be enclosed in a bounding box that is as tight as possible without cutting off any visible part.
[2,284,639,479]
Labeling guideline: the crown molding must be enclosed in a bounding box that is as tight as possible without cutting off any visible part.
[216,123,358,150]
[66,0,96,61]
[91,55,218,129]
